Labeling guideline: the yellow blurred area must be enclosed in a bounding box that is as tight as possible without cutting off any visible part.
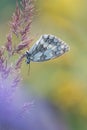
[51,79,87,117]
[38,0,85,21]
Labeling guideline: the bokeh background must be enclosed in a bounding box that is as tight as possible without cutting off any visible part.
[0,0,87,130]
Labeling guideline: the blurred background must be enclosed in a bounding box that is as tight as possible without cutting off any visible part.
[0,0,87,130]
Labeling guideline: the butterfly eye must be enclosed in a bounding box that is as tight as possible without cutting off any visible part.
[26,60,30,64]
[26,55,30,64]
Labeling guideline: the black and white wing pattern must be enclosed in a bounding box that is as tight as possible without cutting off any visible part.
[26,34,70,63]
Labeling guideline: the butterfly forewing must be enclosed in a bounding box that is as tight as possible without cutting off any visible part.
[28,34,70,62]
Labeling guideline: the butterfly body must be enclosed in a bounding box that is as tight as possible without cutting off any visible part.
[25,34,70,64]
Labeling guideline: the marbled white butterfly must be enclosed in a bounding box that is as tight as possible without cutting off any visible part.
[25,34,70,64]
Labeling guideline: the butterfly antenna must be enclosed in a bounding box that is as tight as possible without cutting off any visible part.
[28,63,30,76]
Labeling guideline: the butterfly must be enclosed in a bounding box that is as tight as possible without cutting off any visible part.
[25,34,70,64]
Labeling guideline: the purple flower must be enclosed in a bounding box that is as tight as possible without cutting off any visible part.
[0,57,34,130]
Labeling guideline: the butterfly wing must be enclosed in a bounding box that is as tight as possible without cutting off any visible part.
[28,34,70,62]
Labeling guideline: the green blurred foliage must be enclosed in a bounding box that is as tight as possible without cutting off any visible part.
[0,0,87,129]
[0,0,15,22]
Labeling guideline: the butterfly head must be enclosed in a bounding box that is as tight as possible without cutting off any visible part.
[25,51,31,64]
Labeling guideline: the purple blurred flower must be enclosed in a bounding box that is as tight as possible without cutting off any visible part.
[0,56,22,130]
[0,56,34,130]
